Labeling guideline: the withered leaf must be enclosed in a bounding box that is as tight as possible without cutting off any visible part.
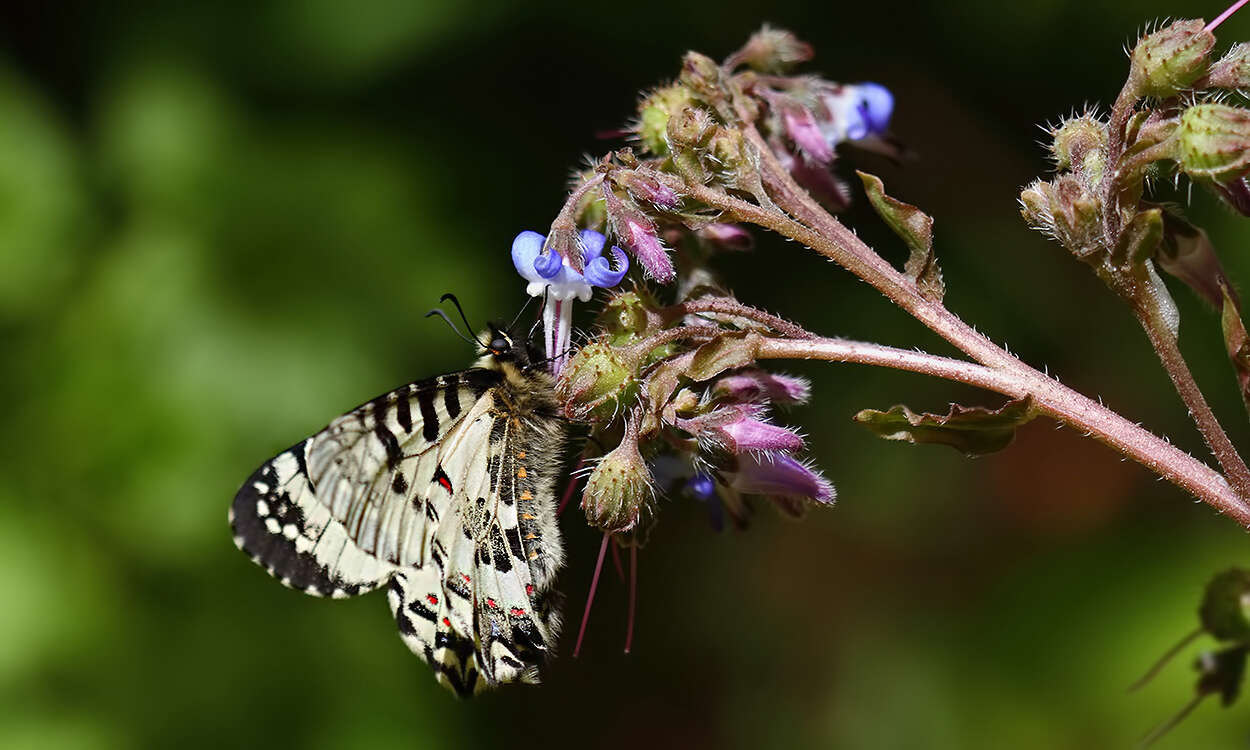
[853,397,1036,457]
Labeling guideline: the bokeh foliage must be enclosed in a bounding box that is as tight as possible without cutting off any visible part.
[4,1,1250,747]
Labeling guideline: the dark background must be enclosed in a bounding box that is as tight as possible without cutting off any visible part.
[3,1,1250,747]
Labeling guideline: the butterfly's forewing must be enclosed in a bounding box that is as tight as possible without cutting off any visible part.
[230,366,566,696]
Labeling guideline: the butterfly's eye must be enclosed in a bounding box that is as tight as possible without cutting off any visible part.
[490,337,510,355]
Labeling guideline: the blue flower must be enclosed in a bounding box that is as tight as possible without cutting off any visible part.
[818,82,894,143]
[511,229,629,301]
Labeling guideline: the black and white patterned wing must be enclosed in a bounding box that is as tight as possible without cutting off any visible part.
[230,366,567,696]
[229,369,499,598]
[386,391,567,695]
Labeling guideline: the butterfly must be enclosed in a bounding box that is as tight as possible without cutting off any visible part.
[229,322,568,696]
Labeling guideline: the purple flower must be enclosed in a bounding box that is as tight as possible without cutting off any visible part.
[697,223,753,252]
[677,405,805,454]
[782,105,833,163]
[730,453,835,504]
[623,216,676,283]
[712,370,811,406]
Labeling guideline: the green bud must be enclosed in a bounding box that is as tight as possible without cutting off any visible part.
[1038,175,1102,259]
[666,106,715,149]
[1050,114,1107,174]
[680,51,722,99]
[1177,103,1250,182]
[637,85,696,157]
[707,126,746,177]
[1200,568,1250,642]
[581,428,652,533]
[732,26,813,73]
[555,342,637,421]
[600,290,659,345]
[1019,179,1053,229]
[1129,19,1215,99]
[1199,42,1250,90]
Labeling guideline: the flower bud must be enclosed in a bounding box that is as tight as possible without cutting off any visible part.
[636,85,696,156]
[1177,103,1250,182]
[781,104,833,163]
[666,106,715,149]
[697,223,753,252]
[1049,114,1107,174]
[1018,179,1052,228]
[619,173,680,211]
[1198,42,1250,90]
[600,289,658,344]
[680,51,721,99]
[603,188,676,283]
[1200,568,1250,642]
[712,370,810,405]
[1129,19,1215,99]
[733,26,813,73]
[556,341,637,421]
[581,429,652,532]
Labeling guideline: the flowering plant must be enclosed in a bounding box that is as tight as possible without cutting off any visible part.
[509,7,1250,742]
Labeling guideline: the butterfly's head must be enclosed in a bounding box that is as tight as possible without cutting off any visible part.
[481,323,538,371]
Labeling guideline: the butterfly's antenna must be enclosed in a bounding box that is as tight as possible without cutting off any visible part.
[439,293,486,345]
[1129,628,1203,692]
[508,292,539,334]
[424,307,483,348]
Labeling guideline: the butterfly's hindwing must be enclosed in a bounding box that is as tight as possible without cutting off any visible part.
[231,362,568,696]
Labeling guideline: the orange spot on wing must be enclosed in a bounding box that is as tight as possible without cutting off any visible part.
[520,491,533,501]
[525,533,537,540]
[517,451,526,459]
[517,467,528,478]
[521,512,536,520]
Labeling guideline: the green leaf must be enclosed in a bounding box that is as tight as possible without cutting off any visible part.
[857,171,943,302]
[686,332,760,382]
[853,397,1036,457]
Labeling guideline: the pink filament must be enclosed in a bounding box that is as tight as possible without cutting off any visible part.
[572,532,611,658]
[1208,0,1250,31]
[556,458,585,516]
[624,545,638,654]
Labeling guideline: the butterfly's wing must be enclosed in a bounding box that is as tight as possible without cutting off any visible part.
[384,383,566,695]
[230,367,566,696]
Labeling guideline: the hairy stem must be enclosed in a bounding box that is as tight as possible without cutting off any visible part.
[1134,299,1250,496]
[632,166,1250,523]
[758,337,1250,525]
[666,296,816,339]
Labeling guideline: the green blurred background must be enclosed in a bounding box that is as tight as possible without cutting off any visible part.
[5,1,1250,747]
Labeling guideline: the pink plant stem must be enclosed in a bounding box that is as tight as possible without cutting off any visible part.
[637,166,1250,525]
[573,532,611,658]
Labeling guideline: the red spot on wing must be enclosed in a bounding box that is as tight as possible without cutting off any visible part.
[525,584,534,595]
[486,598,498,609]
[442,617,451,627]
[427,594,439,605]
[437,476,452,491]
[510,607,525,616]
[462,573,471,583]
